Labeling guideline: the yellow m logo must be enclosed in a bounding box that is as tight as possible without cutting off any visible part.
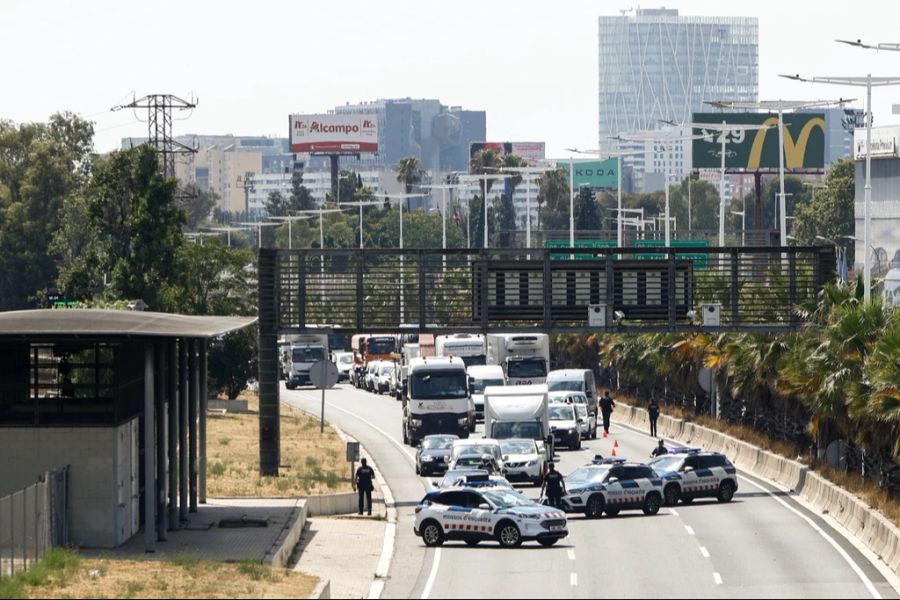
[747,117,826,169]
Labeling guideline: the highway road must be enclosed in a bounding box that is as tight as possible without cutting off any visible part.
[284,383,899,599]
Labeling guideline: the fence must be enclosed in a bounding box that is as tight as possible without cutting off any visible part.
[0,466,69,577]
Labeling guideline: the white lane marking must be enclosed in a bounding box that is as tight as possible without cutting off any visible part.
[367,580,385,599]
[737,474,881,599]
[567,549,576,561]
[421,548,442,599]
[570,573,578,586]
[685,525,695,536]
[699,546,710,558]
[713,572,723,585]
[375,521,396,577]
[669,508,679,516]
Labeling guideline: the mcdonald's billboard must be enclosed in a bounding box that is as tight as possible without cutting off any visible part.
[691,112,825,170]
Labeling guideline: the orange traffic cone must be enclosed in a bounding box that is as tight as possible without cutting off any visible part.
[613,440,619,448]
[611,447,617,457]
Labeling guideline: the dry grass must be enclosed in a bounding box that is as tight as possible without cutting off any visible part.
[618,392,900,529]
[19,553,318,599]
[206,392,352,497]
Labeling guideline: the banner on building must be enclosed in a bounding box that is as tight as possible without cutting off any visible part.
[289,113,378,154]
[555,158,619,189]
[469,141,546,164]
[691,112,825,170]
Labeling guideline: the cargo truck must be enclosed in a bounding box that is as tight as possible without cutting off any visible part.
[485,333,550,385]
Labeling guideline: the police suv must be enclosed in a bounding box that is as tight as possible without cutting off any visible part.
[560,460,664,518]
[414,482,568,548]
[649,449,738,506]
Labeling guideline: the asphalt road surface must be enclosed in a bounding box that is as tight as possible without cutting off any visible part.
[284,383,899,599]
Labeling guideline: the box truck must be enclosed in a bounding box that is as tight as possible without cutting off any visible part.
[486,333,550,385]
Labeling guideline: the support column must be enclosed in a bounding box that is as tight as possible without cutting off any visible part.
[155,343,167,541]
[258,249,280,476]
[189,339,199,512]
[178,339,189,522]
[167,339,178,530]
[143,344,156,552]
[199,340,208,504]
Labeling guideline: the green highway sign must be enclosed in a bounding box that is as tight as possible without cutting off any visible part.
[555,159,619,189]
[547,239,616,260]
[633,240,710,269]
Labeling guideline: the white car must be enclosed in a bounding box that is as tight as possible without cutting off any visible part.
[548,391,597,439]
[332,351,354,381]
[573,404,594,440]
[499,438,545,486]
[414,485,568,547]
[450,439,504,470]
[549,403,582,450]
[560,461,664,518]
[375,363,395,394]
[364,360,388,392]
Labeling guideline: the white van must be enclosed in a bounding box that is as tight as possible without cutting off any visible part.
[546,369,598,417]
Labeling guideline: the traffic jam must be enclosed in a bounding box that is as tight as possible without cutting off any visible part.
[282,332,738,549]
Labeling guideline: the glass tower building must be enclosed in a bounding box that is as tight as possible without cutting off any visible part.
[598,8,758,189]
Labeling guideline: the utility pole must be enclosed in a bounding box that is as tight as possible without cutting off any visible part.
[112,94,198,177]
[240,172,255,220]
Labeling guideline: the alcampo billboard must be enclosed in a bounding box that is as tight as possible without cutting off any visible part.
[289,113,378,154]
[691,112,825,170]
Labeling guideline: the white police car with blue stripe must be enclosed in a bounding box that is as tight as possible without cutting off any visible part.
[560,460,664,518]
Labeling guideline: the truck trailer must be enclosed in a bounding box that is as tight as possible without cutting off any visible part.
[485,333,550,385]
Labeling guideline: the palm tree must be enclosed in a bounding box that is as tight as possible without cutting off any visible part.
[469,149,502,202]
[394,156,423,212]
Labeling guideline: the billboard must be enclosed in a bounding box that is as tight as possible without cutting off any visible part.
[691,113,825,170]
[469,141,546,163]
[289,113,378,154]
[555,158,619,189]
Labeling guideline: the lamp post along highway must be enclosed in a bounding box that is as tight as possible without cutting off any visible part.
[779,72,900,302]
[267,214,315,250]
[459,173,508,249]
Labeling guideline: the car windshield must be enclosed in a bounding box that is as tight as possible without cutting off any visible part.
[455,456,487,468]
[471,378,504,394]
[575,404,588,418]
[292,347,325,362]
[460,354,486,367]
[491,421,543,440]
[411,370,467,399]
[379,366,393,376]
[338,355,353,364]
[547,380,582,392]
[567,466,609,484]
[650,456,684,473]
[507,359,547,379]
[549,405,575,421]
[456,444,497,459]
[500,440,536,455]
[422,436,456,450]
[483,490,534,508]
[367,338,395,355]
[439,469,486,487]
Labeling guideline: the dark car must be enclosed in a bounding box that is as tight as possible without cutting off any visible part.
[415,434,459,476]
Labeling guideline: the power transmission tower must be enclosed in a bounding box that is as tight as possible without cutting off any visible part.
[112,94,198,177]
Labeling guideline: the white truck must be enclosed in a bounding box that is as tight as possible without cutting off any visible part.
[285,334,329,389]
[483,384,552,460]
[466,364,505,422]
[435,334,486,367]
[485,333,550,385]
[402,356,472,446]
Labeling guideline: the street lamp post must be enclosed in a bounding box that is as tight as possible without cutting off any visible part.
[459,174,508,249]
[731,210,745,246]
[337,200,384,250]
[237,221,280,250]
[779,73,900,302]
[267,215,315,250]
[498,167,547,249]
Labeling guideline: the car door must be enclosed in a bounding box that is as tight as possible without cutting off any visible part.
[616,466,644,508]
[604,466,628,507]
[679,455,702,496]
[693,456,722,497]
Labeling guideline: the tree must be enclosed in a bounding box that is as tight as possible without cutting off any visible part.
[55,145,186,310]
[494,193,517,247]
[0,112,94,309]
[574,186,601,231]
[791,159,855,264]
[394,156,424,211]
[667,177,720,233]
[537,169,571,231]
[208,328,258,400]
[469,149,502,202]
[166,240,256,316]
[179,183,217,230]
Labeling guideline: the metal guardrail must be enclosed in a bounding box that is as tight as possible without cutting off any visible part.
[263,246,836,335]
[0,467,68,577]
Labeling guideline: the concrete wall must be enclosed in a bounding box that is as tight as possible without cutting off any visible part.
[0,418,138,548]
[615,403,900,578]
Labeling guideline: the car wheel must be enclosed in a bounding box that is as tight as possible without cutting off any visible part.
[605,508,619,517]
[585,494,605,518]
[642,492,662,516]
[421,520,444,547]
[464,539,480,547]
[717,480,736,503]
[538,538,558,547]
[402,427,409,445]
[663,484,680,507]
[495,521,522,548]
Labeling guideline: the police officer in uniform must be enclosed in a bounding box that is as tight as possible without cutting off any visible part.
[651,439,668,458]
[541,462,567,508]
[354,457,376,516]
[599,391,616,435]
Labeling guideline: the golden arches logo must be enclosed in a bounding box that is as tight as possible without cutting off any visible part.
[747,117,826,169]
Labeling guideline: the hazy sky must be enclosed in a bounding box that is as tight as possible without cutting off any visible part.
[4,0,900,159]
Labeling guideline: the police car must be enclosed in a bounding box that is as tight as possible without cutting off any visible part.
[414,481,568,548]
[649,450,738,506]
[559,462,664,518]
